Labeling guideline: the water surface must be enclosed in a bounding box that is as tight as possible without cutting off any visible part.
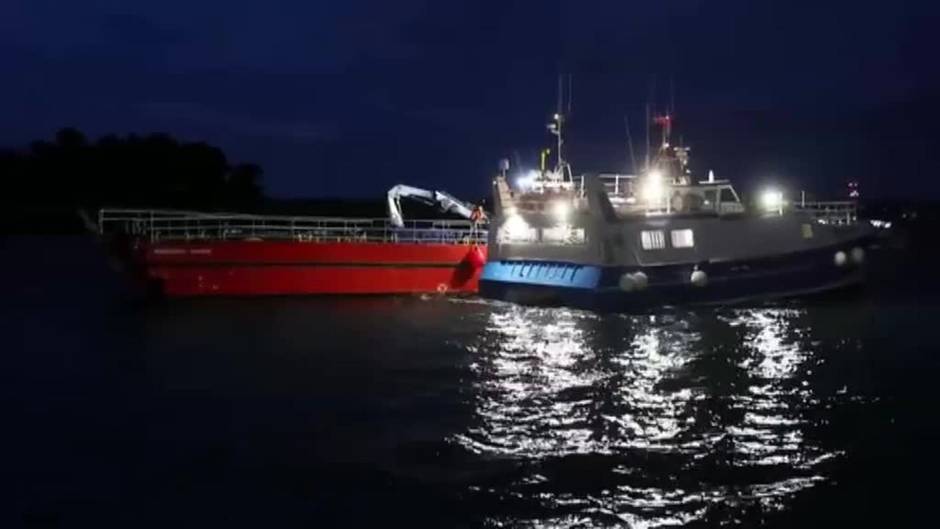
[3,237,937,528]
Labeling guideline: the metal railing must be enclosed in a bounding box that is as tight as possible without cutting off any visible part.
[794,201,858,226]
[572,173,637,198]
[98,208,488,245]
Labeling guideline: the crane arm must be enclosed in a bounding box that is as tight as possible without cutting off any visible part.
[387,184,478,227]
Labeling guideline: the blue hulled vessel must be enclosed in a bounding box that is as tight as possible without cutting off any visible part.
[480,111,874,310]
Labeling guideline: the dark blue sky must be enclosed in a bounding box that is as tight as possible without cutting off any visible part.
[3,0,939,199]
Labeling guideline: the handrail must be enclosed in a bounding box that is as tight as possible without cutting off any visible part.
[794,201,857,226]
[572,174,637,198]
[98,208,488,245]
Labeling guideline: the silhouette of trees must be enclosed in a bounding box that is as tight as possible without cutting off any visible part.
[0,128,264,212]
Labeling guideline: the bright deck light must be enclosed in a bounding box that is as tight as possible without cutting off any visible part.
[552,201,571,222]
[515,170,539,191]
[641,170,664,202]
[503,214,531,240]
[761,189,784,212]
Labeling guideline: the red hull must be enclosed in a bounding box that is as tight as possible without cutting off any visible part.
[127,240,487,297]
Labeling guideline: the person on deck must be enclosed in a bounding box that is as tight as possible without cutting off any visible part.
[470,205,487,240]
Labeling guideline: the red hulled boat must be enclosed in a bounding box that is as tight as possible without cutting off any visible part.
[98,206,488,297]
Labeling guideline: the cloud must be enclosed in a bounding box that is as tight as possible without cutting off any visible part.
[140,101,336,143]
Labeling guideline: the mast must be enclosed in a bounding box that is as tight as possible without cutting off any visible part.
[556,74,564,171]
[645,76,657,172]
[548,74,572,177]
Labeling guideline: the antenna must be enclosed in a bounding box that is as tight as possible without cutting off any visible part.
[644,102,651,171]
[669,75,675,117]
[549,74,572,175]
[624,115,637,174]
[511,150,523,172]
[566,74,573,114]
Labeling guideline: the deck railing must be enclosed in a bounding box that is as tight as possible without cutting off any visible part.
[794,201,858,226]
[572,174,637,198]
[98,208,488,245]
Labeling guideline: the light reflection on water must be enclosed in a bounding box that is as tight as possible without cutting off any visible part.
[455,303,839,527]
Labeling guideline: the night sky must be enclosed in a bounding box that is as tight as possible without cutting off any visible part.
[3,0,939,200]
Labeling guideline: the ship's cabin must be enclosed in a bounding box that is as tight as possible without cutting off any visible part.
[492,168,747,246]
[493,117,747,244]
[492,110,860,247]
[497,169,745,220]
[592,173,746,217]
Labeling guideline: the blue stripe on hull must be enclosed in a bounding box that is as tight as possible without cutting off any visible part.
[479,245,866,310]
[479,260,601,288]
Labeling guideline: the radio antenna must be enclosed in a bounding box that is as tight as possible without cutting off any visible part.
[550,74,573,175]
[625,115,637,174]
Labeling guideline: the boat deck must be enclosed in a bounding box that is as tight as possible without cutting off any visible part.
[98,208,488,245]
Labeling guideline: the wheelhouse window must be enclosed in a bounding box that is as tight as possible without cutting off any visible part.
[719,187,740,203]
[670,229,694,248]
[641,230,666,250]
[703,189,717,206]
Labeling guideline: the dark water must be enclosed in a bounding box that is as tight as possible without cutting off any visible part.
[4,236,939,528]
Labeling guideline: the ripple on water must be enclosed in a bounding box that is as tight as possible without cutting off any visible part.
[453,304,843,527]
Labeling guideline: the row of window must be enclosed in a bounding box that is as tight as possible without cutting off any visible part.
[641,229,694,250]
[498,226,587,245]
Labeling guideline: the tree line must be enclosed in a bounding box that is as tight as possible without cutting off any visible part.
[0,128,264,213]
